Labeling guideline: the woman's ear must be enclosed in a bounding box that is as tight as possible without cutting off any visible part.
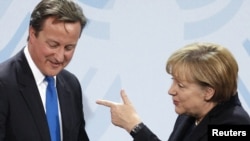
[204,87,215,101]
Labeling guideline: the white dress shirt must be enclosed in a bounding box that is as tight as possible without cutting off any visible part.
[24,46,63,139]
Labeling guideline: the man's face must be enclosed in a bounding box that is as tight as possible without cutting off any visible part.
[28,17,82,76]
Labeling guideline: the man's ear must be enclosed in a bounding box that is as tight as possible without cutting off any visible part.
[204,87,215,101]
[29,26,35,38]
[28,26,37,44]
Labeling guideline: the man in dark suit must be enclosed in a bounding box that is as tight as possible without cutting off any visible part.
[0,0,89,141]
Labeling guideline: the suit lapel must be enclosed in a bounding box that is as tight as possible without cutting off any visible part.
[172,115,208,141]
[169,115,195,141]
[56,75,73,140]
[189,116,209,141]
[16,50,51,141]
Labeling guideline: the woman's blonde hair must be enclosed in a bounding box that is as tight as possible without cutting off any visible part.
[166,42,238,102]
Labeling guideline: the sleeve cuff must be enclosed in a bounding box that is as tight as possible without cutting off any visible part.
[130,122,145,138]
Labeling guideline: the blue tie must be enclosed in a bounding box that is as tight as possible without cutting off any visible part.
[45,76,60,141]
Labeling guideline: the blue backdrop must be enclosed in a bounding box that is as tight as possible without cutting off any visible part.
[1,0,250,140]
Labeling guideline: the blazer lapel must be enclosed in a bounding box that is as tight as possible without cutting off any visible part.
[16,50,51,141]
[56,75,73,140]
[169,115,195,141]
[189,116,209,141]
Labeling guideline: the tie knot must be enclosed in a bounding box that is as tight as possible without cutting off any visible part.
[45,76,55,85]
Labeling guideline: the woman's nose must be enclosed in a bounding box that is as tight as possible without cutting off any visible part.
[168,84,177,96]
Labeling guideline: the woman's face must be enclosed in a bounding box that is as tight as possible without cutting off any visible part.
[168,76,213,118]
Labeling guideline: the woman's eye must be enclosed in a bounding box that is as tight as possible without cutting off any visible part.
[178,83,184,88]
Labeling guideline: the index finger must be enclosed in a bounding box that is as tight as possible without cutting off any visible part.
[96,99,116,108]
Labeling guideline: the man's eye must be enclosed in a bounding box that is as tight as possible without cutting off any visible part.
[65,46,75,51]
[48,43,58,48]
[46,41,59,48]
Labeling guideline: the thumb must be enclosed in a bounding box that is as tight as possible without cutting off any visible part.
[120,89,132,105]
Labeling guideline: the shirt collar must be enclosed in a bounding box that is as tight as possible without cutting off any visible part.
[24,45,45,85]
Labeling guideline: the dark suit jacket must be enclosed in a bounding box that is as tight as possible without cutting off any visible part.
[133,93,250,141]
[0,49,89,141]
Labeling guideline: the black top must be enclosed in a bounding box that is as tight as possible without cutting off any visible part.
[132,93,250,141]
